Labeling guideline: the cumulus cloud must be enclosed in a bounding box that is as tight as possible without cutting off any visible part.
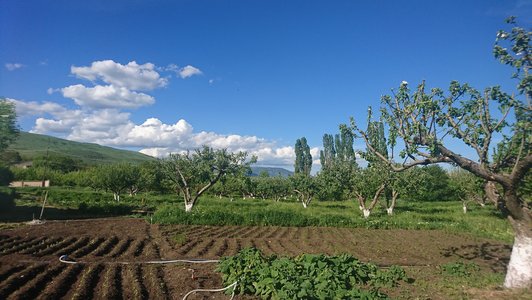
[8,98,69,117]
[71,60,167,90]
[14,97,313,169]
[9,57,314,169]
[178,65,202,79]
[5,63,24,71]
[61,84,155,109]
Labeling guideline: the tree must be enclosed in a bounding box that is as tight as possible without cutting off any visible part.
[0,99,19,153]
[319,134,336,169]
[294,137,312,176]
[290,173,317,208]
[32,154,84,173]
[161,146,255,212]
[346,19,531,288]
[92,163,139,201]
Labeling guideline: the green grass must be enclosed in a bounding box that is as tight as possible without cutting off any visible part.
[6,186,513,242]
[152,196,513,242]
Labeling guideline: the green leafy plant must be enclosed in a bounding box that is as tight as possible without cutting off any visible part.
[217,248,408,299]
[439,261,480,277]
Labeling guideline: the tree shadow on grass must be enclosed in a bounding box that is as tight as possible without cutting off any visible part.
[0,205,135,223]
[441,242,511,273]
[394,206,449,214]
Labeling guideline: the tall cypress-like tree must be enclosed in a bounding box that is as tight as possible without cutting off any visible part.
[321,127,357,169]
[295,137,312,176]
[319,134,336,169]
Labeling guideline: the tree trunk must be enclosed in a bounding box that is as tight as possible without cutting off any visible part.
[504,218,532,288]
[386,190,398,216]
[363,209,370,218]
[484,181,501,206]
[185,202,194,212]
[501,185,532,288]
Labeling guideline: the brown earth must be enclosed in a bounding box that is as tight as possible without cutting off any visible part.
[0,218,512,299]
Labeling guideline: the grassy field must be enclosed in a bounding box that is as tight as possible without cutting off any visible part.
[3,186,513,243]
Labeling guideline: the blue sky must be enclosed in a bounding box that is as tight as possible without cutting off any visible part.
[1,0,530,170]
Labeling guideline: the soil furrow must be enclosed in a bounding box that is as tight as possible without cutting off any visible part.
[265,227,282,239]
[57,236,91,256]
[34,237,77,257]
[0,265,26,283]
[7,263,65,300]
[36,264,84,300]
[92,236,119,256]
[145,265,170,300]
[0,236,21,248]
[70,237,106,258]
[204,226,230,238]
[192,239,216,257]
[101,265,122,299]
[20,237,63,255]
[109,238,133,258]
[226,226,253,238]
[69,264,104,300]
[214,239,229,257]
[239,226,261,238]
[1,237,47,255]
[202,239,226,258]
[178,239,202,256]
[0,264,47,299]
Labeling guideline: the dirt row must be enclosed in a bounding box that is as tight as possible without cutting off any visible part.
[0,218,511,299]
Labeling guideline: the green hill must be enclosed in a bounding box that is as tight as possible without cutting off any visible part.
[7,132,155,165]
[250,166,293,177]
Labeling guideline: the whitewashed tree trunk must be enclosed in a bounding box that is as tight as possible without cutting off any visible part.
[386,207,393,215]
[504,221,532,288]
[185,202,194,212]
[363,209,370,218]
[462,202,467,214]
[302,202,308,208]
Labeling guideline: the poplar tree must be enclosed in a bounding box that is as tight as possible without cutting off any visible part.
[294,137,312,176]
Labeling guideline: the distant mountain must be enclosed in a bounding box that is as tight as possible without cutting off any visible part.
[250,166,293,177]
[7,132,154,165]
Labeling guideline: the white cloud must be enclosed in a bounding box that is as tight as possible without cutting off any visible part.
[178,65,202,79]
[5,63,24,71]
[8,98,68,117]
[71,60,167,90]
[17,97,316,169]
[34,118,77,134]
[61,84,155,109]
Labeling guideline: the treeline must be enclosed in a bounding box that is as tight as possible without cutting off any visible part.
[8,152,487,205]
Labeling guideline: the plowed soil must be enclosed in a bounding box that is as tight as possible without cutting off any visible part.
[0,218,511,299]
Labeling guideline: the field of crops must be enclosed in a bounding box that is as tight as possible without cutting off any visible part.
[0,187,529,299]
[0,216,521,299]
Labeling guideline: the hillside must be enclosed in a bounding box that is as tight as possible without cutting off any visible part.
[7,132,155,165]
[7,133,294,176]
[250,166,293,177]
